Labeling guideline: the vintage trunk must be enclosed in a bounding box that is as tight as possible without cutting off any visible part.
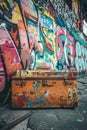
[11,70,78,108]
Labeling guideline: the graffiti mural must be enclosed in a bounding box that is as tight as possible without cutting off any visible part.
[56,26,75,70]
[56,25,87,72]
[25,19,39,69]
[0,0,57,105]
[0,25,21,72]
[75,41,87,72]
[35,10,56,70]
[0,0,87,105]
[0,23,22,105]
[50,0,79,33]
[16,0,38,69]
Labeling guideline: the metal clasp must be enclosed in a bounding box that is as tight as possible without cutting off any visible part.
[16,80,26,87]
[42,80,56,87]
[64,80,72,86]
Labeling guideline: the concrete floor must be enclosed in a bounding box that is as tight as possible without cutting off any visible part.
[0,77,87,130]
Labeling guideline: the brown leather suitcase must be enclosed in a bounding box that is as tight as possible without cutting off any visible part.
[11,70,78,108]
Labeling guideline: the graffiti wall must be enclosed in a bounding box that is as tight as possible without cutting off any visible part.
[0,0,87,105]
[35,10,56,70]
[0,0,56,105]
[56,26,75,70]
[56,25,87,72]
[75,41,87,72]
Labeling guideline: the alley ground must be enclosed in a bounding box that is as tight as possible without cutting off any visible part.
[0,77,87,130]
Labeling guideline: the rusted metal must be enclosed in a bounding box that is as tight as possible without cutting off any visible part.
[11,70,78,108]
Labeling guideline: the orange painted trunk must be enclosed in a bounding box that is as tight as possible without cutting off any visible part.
[11,70,78,108]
